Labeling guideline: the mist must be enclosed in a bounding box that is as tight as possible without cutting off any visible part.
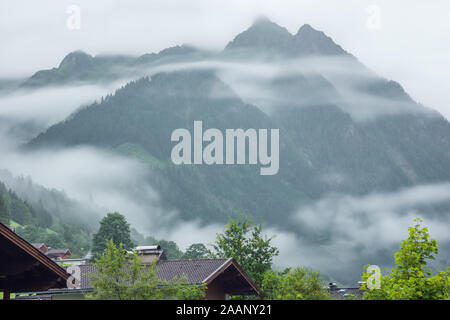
[0,3,449,286]
[266,183,450,284]
[134,56,434,121]
[0,79,135,145]
[2,0,450,119]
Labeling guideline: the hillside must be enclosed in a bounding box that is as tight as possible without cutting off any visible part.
[26,66,450,227]
[20,19,450,283]
[0,170,100,256]
[26,71,310,225]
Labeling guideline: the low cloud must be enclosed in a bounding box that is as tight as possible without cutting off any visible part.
[0,79,135,145]
[132,56,434,121]
[267,183,450,284]
[0,145,172,230]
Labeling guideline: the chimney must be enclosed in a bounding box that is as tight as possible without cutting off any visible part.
[135,245,166,264]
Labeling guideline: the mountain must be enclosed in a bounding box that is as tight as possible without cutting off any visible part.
[26,70,311,225]
[22,51,134,88]
[21,45,209,89]
[224,17,350,59]
[293,24,348,56]
[224,17,294,55]
[19,19,357,89]
[25,66,450,222]
[0,171,96,256]
[19,19,450,283]
[25,19,450,219]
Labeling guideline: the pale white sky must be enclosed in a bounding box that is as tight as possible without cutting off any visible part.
[1,0,449,118]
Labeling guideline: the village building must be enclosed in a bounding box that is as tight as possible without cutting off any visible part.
[31,243,48,253]
[46,248,72,260]
[1,223,259,300]
[0,222,69,300]
[31,249,260,300]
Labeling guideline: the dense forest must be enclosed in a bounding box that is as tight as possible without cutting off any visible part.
[2,19,450,284]
[26,67,450,233]
[0,172,95,257]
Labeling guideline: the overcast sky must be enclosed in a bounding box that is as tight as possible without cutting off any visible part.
[1,0,449,119]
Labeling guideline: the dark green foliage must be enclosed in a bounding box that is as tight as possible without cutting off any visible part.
[15,223,91,257]
[182,243,208,260]
[361,219,450,300]
[88,240,206,300]
[210,215,279,286]
[26,70,308,228]
[8,196,32,225]
[0,194,10,225]
[16,225,41,241]
[0,170,101,227]
[25,68,450,234]
[261,267,330,300]
[0,177,92,257]
[158,240,183,260]
[131,228,186,260]
[17,21,450,284]
[92,212,134,257]
[43,233,66,249]
[0,182,51,227]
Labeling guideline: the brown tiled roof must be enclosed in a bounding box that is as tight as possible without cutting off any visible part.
[157,259,229,284]
[75,258,231,289]
[77,264,97,289]
[47,249,71,254]
[46,249,72,259]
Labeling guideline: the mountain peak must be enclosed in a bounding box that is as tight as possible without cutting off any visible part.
[297,23,316,33]
[294,24,347,56]
[59,50,94,70]
[251,15,277,27]
[224,18,293,53]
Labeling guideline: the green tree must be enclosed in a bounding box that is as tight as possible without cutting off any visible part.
[0,195,10,225]
[361,218,450,300]
[158,240,183,260]
[210,215,279,286]
[183,243,208,260]
[16,225,44,242]
[92,212,134,257]
[44,233,66,249]
[261,267,330,300]
[87,240,206,300]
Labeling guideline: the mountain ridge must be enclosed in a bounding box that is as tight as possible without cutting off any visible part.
[6,19,450,283]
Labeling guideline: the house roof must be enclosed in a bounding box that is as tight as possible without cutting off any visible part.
[330,287,365,300]
[47,248,71,255]
[46,248,72,259]
[158,258,230,284]
[329,284,365,300]
[135,245,161,251]
[31,243,46,248]
[73,258,259,295]
[134,245,166,260]
[0,222,69,294]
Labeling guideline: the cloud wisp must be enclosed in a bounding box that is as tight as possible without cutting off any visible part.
[267,183,450,284]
